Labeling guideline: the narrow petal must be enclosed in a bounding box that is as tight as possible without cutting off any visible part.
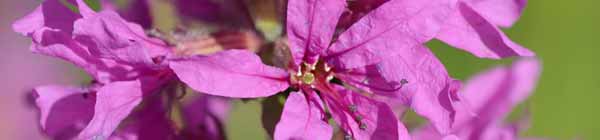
[325,0,457,70]
[350,45,456,134]
[34,85,95,139]
[287,0,346,65]
[77,81,144,139]
[436,2,534,59]
[169,50,289,98]
[180,95,231,140]
[465,0,527,27]
[274,91,333,140]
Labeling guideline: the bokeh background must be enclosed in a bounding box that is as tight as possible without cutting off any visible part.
[1,0,598,139]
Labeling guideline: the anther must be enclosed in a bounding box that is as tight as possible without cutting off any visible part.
[326,74,334,81]
[400,79,409,85]
[355,115,363,121]
[301,72,315,84]
[359,122,368,130]
[344,135,353,140]
[349,105,357,112]
[324,64,332,72]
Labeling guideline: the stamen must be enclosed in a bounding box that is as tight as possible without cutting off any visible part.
[400,79,409,85]
[349,105,357,112]
[359,122,368,130]
[301,72,315,84]
[344,135,353,140]
[355,115,363,121]
[326,74,334,81]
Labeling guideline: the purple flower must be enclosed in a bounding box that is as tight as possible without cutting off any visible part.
[12,0,231,139]
[169,0,459,139]
[435,0,534,59]
[412,58,542,140]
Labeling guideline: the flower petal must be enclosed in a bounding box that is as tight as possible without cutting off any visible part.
[77,80,143,139]
[180,95,231,140]
[456,58,540,126]
[12,0,82,36]
[464,0,527,27]
[274,91,333,140]
[109,93,176,140]
[325,0,457,70]
[169,50,289,98]
[353,45,456,134]
[102,0,154,29]
[330,86,409,140]
[73,10,169,65]
[436,2,534,59]
[34,85,95,139]
[287,0,346,65]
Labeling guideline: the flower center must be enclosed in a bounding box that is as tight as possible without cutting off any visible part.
[291,60,333,87]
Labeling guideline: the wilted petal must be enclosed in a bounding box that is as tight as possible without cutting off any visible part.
[274,91,333,140]
[77,81,143,139]
[436,2,534,59]
[169,50,289,98]
[287,0,346,66]
[34,85,95,140]
[325,0,457,70]
[180,95,230,140]
[367,45,456,134]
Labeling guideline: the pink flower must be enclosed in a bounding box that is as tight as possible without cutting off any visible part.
[13,0,230,139]
[435,0,534,59]
[412,58,542,140]
[169,0,459,139]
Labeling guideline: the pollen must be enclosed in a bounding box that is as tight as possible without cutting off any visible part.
[301,72,315,84]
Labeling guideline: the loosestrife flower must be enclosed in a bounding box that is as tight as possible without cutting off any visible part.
[412,58,541,140]
[13,0,234,139]
[435,0,533,59]
[168,0,460,139]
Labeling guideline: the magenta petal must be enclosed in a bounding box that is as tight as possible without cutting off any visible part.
[109,94,176,140]
[456,58,540,126]
[73,11,168,64]
[325,0,457,70]
[34,85,95,139]
[12,0,81,36]
[331,87,409,140]
[287,0,346,65]
[77,81,143,139]
[102,0,154,29]
[370,45,456,134]
[436,2,534,59]
[180,95,230,140]
[465,0,527,27]
[274,91,333,140]
[169,50,289,98]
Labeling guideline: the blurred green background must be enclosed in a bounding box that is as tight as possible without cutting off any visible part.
[0,0,598,139]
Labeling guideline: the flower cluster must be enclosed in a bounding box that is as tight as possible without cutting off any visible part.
[13,0,541,140]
